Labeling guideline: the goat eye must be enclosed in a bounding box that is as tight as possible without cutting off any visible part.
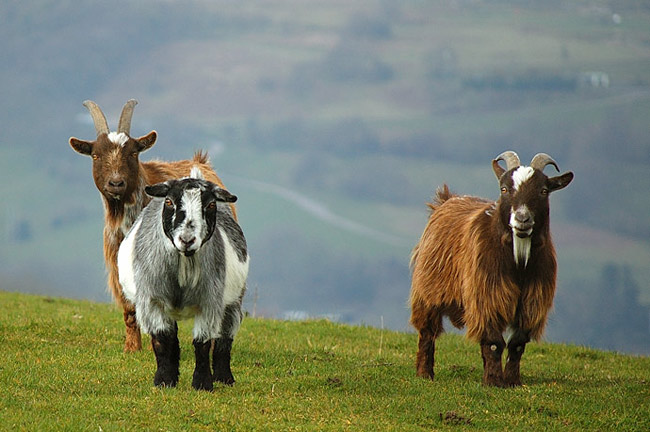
[541,188,549,196]
[164,198,173,207]
[92,154,99,160]
[207,201,216,210]
[131,152,138,158]
[501,187,508,194]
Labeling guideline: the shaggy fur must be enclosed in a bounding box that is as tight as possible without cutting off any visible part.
[409,152,573,387]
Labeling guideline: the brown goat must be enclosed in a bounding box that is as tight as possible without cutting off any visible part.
[409,151,573,387]
[70,99,236,352]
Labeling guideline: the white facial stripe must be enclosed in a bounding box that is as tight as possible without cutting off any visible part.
[173,188,206,253]
[511,166,534,191]
[108,132,129,147]
[182,188,203,228]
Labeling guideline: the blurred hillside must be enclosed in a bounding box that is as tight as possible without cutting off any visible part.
[1,0,649,353]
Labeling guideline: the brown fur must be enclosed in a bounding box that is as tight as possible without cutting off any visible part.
[410,156,572,387]
[71,130,236,352]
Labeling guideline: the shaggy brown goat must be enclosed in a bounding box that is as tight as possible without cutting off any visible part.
[409,151,573,387]
[70,99,236,352]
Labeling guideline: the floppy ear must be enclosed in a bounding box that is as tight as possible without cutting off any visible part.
[548,172,574,192]
[211,185,237,203]
[135,130,157,153]
[145,181,171,198]
[69,137,95,156]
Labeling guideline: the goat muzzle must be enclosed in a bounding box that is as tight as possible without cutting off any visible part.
[104,177,127,199]
[509,207,534,238]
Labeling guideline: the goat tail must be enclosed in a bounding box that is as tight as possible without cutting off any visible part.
[434,184,453,205]
[193,150,210,165]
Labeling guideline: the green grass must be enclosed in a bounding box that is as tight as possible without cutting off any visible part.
[0,291,648,431]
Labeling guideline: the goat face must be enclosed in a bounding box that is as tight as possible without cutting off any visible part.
[69,99,157,204]
[70,132,157,202]
[492,151,573,267]
[145,178,237,257]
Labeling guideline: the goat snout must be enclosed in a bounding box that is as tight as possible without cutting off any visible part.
[509,206,534,237]
[180,236,196,247]
[175,233,199,256]
[105,175,127,197]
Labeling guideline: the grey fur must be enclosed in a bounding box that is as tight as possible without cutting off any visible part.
[118,178,249,343]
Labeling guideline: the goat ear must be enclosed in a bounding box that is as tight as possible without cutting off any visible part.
[211,185,238,203]
[69,137,94,156]
[145,182,171,198]
[135,131,157,153]
[548,172,574,192]
[492,159,506,180]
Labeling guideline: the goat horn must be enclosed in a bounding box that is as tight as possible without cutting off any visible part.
[494,151,521,171]
[530,153,559,172]
[82,100,110,137]
[117,99,138,135]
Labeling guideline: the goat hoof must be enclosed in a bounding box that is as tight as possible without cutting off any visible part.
[214,374,235,386]
[416,369,435,381]
[192,378,214,391]
[504,378,522,388]
[154,372,178,388]
[482,376,506,388]
[154,379,178,388]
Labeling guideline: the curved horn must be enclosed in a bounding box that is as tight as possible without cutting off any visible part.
[530,153,559,172]
[117,99,138,135]
[495,151,521,171]
[82,100,110,137]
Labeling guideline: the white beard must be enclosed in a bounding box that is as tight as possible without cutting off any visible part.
[178,254,201,288]
[512,233,531,268]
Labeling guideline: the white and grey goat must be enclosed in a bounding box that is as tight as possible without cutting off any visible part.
[118,168,248,391]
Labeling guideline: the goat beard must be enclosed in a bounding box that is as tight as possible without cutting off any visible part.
[512,232,531,268]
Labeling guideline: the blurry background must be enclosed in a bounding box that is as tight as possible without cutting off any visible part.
[1,0,649,354]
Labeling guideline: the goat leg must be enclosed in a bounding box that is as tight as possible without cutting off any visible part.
[412,304,443,381]
[122,306,142,352]
[151,323,180,387]
[416,332,436,380]
[480,336,506,387]
[504,330,530,387]
[212,337,235,385]
[192,339,214,391]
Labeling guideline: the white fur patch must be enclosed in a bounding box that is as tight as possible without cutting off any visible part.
[192,312,213,341]
[190,165,205,180]
[512,166,534,191]
[117,217,142,303]
[108,132,129,147]
[221,227,249,306]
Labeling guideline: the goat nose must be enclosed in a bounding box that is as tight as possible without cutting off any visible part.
[108,179,125,188]
[181,236,196,246]
[515,210,530,223]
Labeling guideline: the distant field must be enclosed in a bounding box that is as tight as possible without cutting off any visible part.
[2,0,650,353]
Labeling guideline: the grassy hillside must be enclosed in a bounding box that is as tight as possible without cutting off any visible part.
[1,291,648,431]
